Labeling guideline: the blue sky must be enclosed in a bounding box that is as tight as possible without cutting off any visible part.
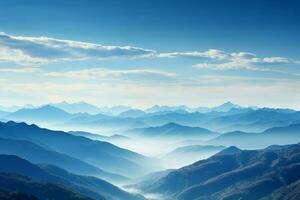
[0,0,300,109]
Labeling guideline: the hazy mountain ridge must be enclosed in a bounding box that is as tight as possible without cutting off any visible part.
[0,121,159,178]
[69,131,131,143]
[208,122,300,149]
[1,102,300,199]
[161,145,227,168]
[50,102,109,115]
[2,102,300,133]
[0,137,128,183]
[125,122,218,140]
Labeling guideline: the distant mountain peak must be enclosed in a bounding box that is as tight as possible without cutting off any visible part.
[162,122,182,128]
[145,105,190,113]
[223,101,235,105]
[217,146,242,155]
[13,104,67,114]
[212,101,242,112]
[219,101,239,107]
[118,109,145,118]
[39,104,59,109]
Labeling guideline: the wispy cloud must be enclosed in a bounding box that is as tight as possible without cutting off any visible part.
[159,49,291,63]
[158,49,229,59]
[159,49,296,70]
[0,32,297,73]
[44,68,176,80]
[0,32,155,65]
[0,67,41,73]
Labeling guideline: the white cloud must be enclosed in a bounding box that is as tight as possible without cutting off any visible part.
[159,49,292,65]
[0,32,155,65]
[158,49,229,59]
[193,61,252,70]
[0,32,296,71]
[188,50,295,70]
[44,68,176,80]
[260,57,290,64]
[0,67,41,73]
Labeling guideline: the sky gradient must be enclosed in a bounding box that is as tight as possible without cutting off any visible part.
[0,0,300,109]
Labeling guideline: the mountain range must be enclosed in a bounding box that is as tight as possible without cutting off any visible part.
[0,155,145,200]
[1,102,300,199]
[208,122,300,149]
[125,122,218,140]
[162,145,226,168]
[0,137,127,183]
[2,102,300,133]
[0,121,159,178]
[136,143,300,200]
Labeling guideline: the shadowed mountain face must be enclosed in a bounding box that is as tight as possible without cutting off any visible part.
[262,180,300,200]
[0,188,38,200]
[0,173,94,200]
[0,121,159,178]
[41,165,146,200]
[0,155,146,200]
[137,144,300,200]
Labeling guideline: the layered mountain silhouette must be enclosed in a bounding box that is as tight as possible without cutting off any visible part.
[144,102,241,113]
[50,101,106,115]
[118,109,146,118]
[203,101,241,112]
[0,137,127,183]
[203,108,300,132]
[137,144,300,200]
[145,105,190,113]
[6,105,73,124]
[3,102,300,133]
[1,101,300,199]
[69,131,130,143]
[0,121,159,178]
[208,123,300,149]
[0,155,146,200]
[126,122,218,140]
